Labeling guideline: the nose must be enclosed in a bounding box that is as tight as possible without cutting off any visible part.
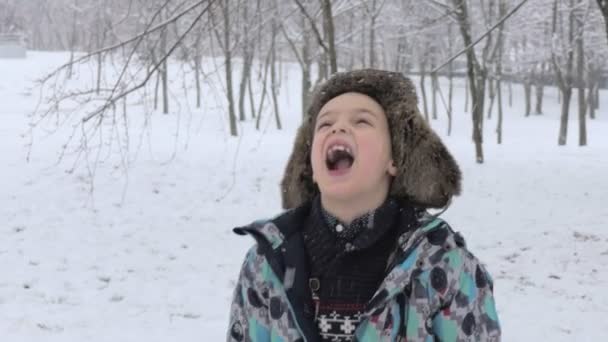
[331,127,347,134]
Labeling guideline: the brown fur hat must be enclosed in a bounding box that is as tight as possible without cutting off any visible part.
[280,69,461,209]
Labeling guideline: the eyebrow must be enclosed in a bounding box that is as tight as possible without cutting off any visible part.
[317,110,334,122]
[317,108,378,121]
[353,108,379,118]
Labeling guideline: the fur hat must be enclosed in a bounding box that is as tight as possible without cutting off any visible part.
[280,69,461,210]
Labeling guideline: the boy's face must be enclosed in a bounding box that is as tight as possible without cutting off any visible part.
[310,92,397,204]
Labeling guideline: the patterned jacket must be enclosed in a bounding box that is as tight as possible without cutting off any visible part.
[227,202,500,341]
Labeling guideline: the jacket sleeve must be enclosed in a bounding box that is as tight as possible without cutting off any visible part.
[429,248,501,342]
[227,247,271,342]
[404,230,501,342]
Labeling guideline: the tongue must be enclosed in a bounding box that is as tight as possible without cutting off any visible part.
[335,159,351,170]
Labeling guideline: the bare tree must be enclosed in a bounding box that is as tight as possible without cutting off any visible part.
[575,0,588,146]
[210,0,237,135]
[237,0,259,120]
[320,0,337,74]
[447,22,455,135]
[494,0,507,144]
[496,5,505,145]
[534,62,547,114]
[270,2,282,130]
[551,0,576,146]
[193,25,204,108]
[451,0,488,163]
[160,8,170,114]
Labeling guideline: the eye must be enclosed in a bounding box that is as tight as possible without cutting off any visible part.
[356,119,370,126]
[317,122,331,130]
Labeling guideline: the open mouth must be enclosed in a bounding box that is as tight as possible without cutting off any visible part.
[325,143,355,173]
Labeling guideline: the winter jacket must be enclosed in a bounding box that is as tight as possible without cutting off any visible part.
[227,202,501,342]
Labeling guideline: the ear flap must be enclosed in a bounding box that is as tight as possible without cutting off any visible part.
[280,118,318,209]
[390,108,462,208]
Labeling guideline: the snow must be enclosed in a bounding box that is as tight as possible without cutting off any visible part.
[1,52,607,341]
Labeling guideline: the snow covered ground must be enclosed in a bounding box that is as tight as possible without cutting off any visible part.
[1,52,607,341]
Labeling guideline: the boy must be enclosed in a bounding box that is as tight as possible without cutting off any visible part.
[227,69,500,341]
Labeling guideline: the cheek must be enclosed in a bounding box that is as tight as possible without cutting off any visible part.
[310,135,325,169]
[358,134,391,164]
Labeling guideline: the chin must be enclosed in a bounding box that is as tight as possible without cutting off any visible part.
[319,183,360,202]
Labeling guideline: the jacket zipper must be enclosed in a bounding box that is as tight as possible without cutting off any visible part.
[309,277,321,320]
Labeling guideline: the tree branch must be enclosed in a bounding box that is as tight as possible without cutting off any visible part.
[432,0,530,75]
[292,0,330,54]
[40,0,209,82]
[82,0,215,122]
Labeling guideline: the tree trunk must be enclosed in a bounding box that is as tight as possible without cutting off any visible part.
[194,32,202,108]
[587,85,595,119]
[248,73,256,119]
[464,76,469,113]
[95,7,104,95]
[558,87,572,145]
[448,61,454,136]
[67,3,78,79]
[381,40,388,69]
[255,48,272,130]
[431,70,439,120]
[96,53,103,95]
[369,14,376,68]
[347,15,355,70]
[447,23,454,135]
[302,65,312,116]
[523,81,532,116]
[238,1,254,121]
[487,78,495,119]
[587,66,597,119]
[595,83,600,110]
[302,16,313,116]
[597,0,608,44]
[161,56,169,114]
[419,62,429,122]
[553,0,575,146]
[222,0,237,136]
[320,0,337,74]
[535,83,544,114]
[160,21,169,115]
[238,48,253,121]
[497,78,503,144]
[508,80,512,107]
[154,65,160,111]
[270,17,282,130]
[318,51,328,81]
[453,0,485,163]
[534,62,545,114]
[576,0,586,146]
[360,19,366,67]
[496,0,506,143]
